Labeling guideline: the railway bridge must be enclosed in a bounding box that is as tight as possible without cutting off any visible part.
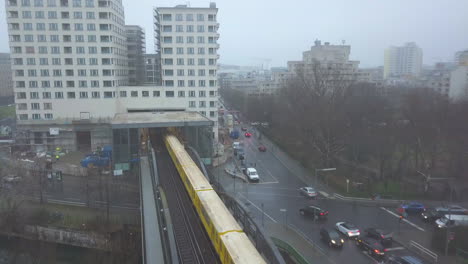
[110,112,284,263]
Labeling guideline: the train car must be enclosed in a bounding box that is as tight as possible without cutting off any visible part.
[164,135,266,264]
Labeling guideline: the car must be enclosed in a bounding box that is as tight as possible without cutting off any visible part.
[421,208,443,222]
[299,187,318,199]
[336,222,360,238]
[244,167,259,182]
[258,145,267,152]
[422,205,467,222]
[241,127,248,131]
[386,255,424,264]
[244,132,252,137]
[355,237,386,259]
[299,206,328,220]
[320,228,344,248]
[364,228,393,246]
[399,202,426,214]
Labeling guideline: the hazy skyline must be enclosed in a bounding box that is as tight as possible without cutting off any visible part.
[1,0,467,68]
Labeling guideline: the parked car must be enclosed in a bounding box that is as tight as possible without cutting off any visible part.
[399,202,426,214]
[355,237,386,259]
[244,132,252,138]
[241,127,248,131]
[258,145,267,152]
[336,222,360,238]
[320,228,344,248]
[364,228,393,246]
[299,187,318,199]
[299,206,328,220]
[386,255,424,264]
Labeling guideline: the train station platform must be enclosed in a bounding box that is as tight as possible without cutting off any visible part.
[140,156,165,264]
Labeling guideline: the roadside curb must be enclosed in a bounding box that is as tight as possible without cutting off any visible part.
[333,193,403,206]
[224,167,248,182]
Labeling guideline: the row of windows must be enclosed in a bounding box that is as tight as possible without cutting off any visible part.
[162,80,217,87]
[17,90,218,99]
[161,13,216,22]
[10,34,119,43]
[15,68,115,78]
[18,113,53,120]
[162,36,218,44]
[13,57,125,66]
[17,102,53,110]
[10,23,113,32]
[163,69,216,76]
[12,0,96,8]
[160,47,217,56]
[161,25,216,33]
[13,46,115,55]
[162,36,217,44]
[16,80,108,88]
[10,10,109,20]
[160,57,217,67]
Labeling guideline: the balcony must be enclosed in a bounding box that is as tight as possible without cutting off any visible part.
[7,0,17,6]
[8,11,19,18]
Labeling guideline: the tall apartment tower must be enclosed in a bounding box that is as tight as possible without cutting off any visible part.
[384,42,423,79]
[126,25,145,86]
[6,0,128,122]
[0,53,14,98]
[154,3,220,140]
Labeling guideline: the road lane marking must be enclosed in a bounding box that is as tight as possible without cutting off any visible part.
[244,139,279,181]
[380,207,426,232]
[385,247,405,251]
[253,181,279,184]
[238,193,278,223]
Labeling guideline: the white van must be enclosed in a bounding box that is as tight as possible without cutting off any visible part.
[436,214,468,228]
[232,141,241,150]
[245,168,259,182]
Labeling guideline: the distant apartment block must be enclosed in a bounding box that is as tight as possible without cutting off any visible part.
[0,53,14,97]
[449,50,468,100]
[126,25,145,86]
[384,42,423,79]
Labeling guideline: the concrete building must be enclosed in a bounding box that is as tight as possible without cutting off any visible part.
[286,40,364,86]
[384,42,423,79]
[126,25,145,86]
[143,53,162,85]
[154,3,220,140]
[5,0,220,151]
[0,53,14,97]
[449,51,468,100]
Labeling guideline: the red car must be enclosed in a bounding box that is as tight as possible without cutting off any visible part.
[258,145,267,152]
[245,132,252,137]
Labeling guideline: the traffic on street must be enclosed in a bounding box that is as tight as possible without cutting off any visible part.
[215,112,444,264]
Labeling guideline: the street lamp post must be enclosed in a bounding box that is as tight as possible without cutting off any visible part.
[315,168,336,187]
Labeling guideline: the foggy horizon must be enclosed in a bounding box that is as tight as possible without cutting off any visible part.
[1,0,467,68]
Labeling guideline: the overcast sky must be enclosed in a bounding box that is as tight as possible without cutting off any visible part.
[1,0,467,68]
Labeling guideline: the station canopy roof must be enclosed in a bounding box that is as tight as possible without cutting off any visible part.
[111,111,213,129]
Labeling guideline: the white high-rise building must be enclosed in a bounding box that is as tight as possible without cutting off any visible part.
[384,42,423,79]
[5,0,220,150]
[155,3,220,140]
[6,0,129,122]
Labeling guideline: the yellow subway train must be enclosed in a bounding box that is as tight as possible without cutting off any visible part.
[164,134,266,264]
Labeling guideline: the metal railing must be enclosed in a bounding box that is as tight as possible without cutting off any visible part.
[271,237,309,264]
